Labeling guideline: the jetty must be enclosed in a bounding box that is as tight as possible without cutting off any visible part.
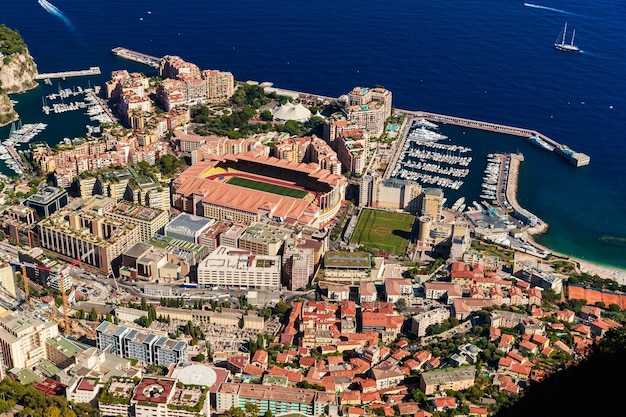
[35,67,101,80]
[399,110,590,167]
[112,47,160,68]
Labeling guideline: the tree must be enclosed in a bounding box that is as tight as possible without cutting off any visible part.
[274,301,289,318]
[608,303,621,311]
[394,298,407,311]
[44,406,61,417]
[141,296,147,311]
[227,407,244,417]
[62,409,77,417]
[264,410,273,417]
[245,402,259,417]
[260,110,273,121]
[89,307,98,322]
[194,353,206,362]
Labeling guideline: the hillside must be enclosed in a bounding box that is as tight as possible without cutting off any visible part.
[496,327,626,416]
[0,24,38,126]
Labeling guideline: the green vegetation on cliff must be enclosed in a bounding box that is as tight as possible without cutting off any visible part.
[0,24,27,62]
[496,327,626,417]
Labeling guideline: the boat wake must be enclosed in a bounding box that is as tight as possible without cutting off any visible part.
[38,0,76,31]
[523,3,580,16]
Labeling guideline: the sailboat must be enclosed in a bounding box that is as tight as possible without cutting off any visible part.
[555,22,579,52]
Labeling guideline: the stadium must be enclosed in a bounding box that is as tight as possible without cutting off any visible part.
[172,152,347,229]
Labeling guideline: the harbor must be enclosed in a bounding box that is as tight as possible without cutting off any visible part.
[398,110,590,167]
[111,47,161,68]
[386,118,473,191]
[0,121,47,175]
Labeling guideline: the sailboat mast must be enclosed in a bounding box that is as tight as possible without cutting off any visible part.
[571,29,576,46]
[562,22,568,45]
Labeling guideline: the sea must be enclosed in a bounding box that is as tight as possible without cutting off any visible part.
[2,0,626,269]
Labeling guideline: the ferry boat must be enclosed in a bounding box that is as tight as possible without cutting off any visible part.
[555,22,579,52]
[528,135,555,152]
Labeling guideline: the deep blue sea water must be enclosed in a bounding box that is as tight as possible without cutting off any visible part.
[2,0,626,268]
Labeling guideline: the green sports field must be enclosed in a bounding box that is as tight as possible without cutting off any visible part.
[350,209,415,255]
[227,177,309,198]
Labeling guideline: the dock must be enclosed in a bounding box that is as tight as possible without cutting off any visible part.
[112,47,161,68]
[399,110,590,167]
[34,67,101,80]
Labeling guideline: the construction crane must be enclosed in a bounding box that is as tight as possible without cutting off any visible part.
[20,262,51,307]
[56,248,96,334]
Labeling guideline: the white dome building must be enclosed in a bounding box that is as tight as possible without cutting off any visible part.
[271,101,312,123]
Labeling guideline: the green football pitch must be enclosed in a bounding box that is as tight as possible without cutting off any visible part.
[350,209,415,255]
[227,176,308,199]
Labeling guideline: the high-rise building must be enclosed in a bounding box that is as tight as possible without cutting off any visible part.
[421,188,444,220]
[0,312,59,369]
[0,264,16,299]
[38,196,142,276]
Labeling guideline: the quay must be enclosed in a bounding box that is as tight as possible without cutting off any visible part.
[251,82,590,167]
[399,110,590,167]
[34,67,101,80]
[6,146,28,173]
[505,153,548,236]
[112,47,160,68]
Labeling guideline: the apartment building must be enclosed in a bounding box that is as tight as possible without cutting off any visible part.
[38,196,142,275]
[96,321,187,367]
[0,312,59,369]
[196,246,281,290]
[104,201,169,242]
[216,383,338,416]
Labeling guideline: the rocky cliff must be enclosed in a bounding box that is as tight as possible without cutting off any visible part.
[0,24,38,126]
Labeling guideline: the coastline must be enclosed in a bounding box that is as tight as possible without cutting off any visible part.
[525,234,626,286]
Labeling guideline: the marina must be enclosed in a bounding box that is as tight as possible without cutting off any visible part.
[397,110,590,167]
[0,121,48,174]
[386,117,472,191]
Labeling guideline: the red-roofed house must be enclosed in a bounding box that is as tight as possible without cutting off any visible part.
[556,309,575,323]
[226,355,249,374]
[469,406,489,417]
[534,331,551,345]
[243,364,266,378]
[432,397,457,412]
[340,390,362,406]
[489,327,501,341]
[507,363,531,380]
[396,402,420,415]
[347,407,366,417]
[498,334,515,353]
[518,340,538,354]
[251,350,269,369]
[414,350,432,367]
[553,340,572,355]
[359,378,378,393]
[589,319,612,337]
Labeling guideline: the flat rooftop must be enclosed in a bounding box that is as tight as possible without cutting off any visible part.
[166,213,215,236]
[25,186,66,204]
[109,201,163,222]
[324,251,371,269]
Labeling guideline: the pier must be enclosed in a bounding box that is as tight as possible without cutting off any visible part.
[34,67,101,80]
[112,47,161,68]
[398,110,590,167]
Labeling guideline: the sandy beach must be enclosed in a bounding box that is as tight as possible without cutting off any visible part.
[526,234,626,286]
